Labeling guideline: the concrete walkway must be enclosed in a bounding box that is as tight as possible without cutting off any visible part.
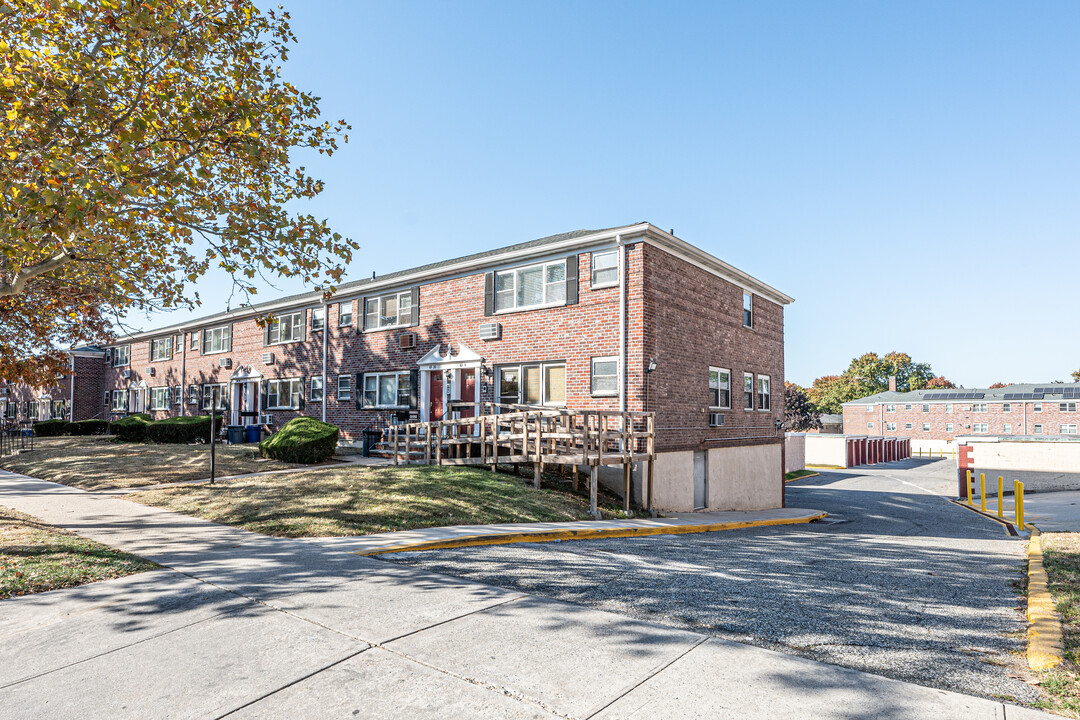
[309,508,827,555]
[0,469,1053,719]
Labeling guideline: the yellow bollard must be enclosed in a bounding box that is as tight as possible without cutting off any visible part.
[1015,479,1025,531]
[997,476,1004,518]
[940,448,943,459]
[966,469,973,505]
[980,473,986,512]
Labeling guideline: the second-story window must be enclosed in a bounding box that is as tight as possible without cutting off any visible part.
[338,301,353,327]
[150,337,173,362]
[202,325,232,354]
[743,372,754,410]
[266,311,305,344]
[495,260,566,312]
[364,291,413,330]
[743,292,753,328]
[113,345,130,367]
[709,367,730,409]
[757,375,771,411]
[591,250,618,288]
[312,307,325,331]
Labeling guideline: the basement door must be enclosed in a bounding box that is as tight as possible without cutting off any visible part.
[693,450,708,510]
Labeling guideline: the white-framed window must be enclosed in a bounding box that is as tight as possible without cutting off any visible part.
[591,250,618,288]
[973,423,989,433]
[1002,403,1011,412]
[103,391,110,407]
[757,376,771,411]
[1061,402,1077,412]
[150,337,173,362]
[362,371,412,409]
[743,373,754,410]
[709,367,731,409]
[867,422,874,429]
[743,292,753,328]
[922,423,930,431]
[1003,423,1012,434]
[338,301,353,327]
[1035,403,1043,412]
[591,357,618,397]
[364,291,413,330]
[201,383,227,411]
[497,363,566,407]
[190,332,198,351]
[266,378,303,410]
[310,376,324,402]
[905,423,913,430]
[945,404,953,413]
[188,384,198,405]
[886,422,897,431]
[111,389,130,411]
[495,260,567,312]
[922,404,929,413]
[1034,424,1043,434]
[946,423,954,432]
[174,385,182,406]
[337,374,352,401]
[904,404,912,411]
[267,312,305,344]
[112,345,130,367]
[972,403,988,413]
[1061,424,1078,435]
[149,387,170,410]
[311,307,325,332]
[202,325,232,354]
[886,404,896,412]
[866,405,873,413]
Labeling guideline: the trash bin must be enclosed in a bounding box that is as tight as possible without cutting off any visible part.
[227,425,245,445]
[245,425,261,444]
[362,429,382,457]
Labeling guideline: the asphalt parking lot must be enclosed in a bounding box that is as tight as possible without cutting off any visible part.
[388,459,1037,704]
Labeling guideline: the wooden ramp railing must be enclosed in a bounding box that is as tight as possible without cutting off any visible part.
[383,404,656,517]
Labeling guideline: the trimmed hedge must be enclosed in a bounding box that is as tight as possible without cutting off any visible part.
[259,417,339,464]
[146,415,213,444]
[33,419,70,437]
[70,419,110,436]
[110,413,152,442]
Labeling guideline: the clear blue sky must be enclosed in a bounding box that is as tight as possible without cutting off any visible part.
[133,1,1080,388]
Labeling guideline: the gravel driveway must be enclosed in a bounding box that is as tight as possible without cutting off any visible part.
[387,458,1037,703]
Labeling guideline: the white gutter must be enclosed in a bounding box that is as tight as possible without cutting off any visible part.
[617,235,627,415]
[321,301,328,422]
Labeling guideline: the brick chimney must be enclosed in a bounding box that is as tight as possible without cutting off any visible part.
[888,375,897,392]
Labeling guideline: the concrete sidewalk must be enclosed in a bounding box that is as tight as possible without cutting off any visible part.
[309,508,827,555]
[0,469,1053,719]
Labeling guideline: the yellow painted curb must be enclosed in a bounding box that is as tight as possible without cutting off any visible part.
[1027,526,1065,672]
[351,512,829,556]
[785,472,819,483]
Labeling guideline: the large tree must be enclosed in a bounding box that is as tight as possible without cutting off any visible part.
[784,382,821,432]
[806,352,942,414]
[1,1,356,384]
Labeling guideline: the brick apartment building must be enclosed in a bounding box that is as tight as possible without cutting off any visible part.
[842,383,1080,443]
[3,223,793,511]
[1,347,105,424]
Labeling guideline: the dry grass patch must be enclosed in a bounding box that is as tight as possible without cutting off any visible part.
[0,436,302,490]
[128,464,627,537]
[1032,532,1080,716]
[1,505,157,600]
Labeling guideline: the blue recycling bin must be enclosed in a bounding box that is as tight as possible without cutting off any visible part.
[227,425,245,445]
[245,425,261,444]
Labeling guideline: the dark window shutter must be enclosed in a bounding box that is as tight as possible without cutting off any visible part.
[298,377,305,411]
[410,287,420,327]
[409,369,419,410]
[566,254,579,305]
[227,324,234,353]
[259,381,268,416]
[356,373,364,410]
[483,272,495,316]
[298,312,307,343]
[263,323,271,346]
[361,297,369,331]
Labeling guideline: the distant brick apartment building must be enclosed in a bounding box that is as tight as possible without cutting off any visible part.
[1,347,105,423]
[842,383,1080,441]
[3,223,793,511]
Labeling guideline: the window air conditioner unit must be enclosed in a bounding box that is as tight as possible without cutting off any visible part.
[260,414,274,425]
[121,369,132,379]
[399,332,417,350]
[479,322,501,341]
[261,352,275,365]
[219,358,232,369]
[709,413,725,427]
[145,367,155,376]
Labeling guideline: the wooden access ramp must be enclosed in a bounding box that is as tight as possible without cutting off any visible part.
[383,404,656,517]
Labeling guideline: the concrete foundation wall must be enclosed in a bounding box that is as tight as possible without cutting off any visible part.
[804,434,849,468]
[708,443,782,511]
[784,434,806,473]
[650,451,695,511]
[910,438,958,456]
[968,439,1080,493]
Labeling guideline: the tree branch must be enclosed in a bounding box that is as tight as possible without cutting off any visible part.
[0,251,77,298]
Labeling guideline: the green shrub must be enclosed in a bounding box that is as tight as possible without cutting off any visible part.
[259,417,339,464]
[69,419,110,436]
[110,413,152,442]
[33,419,70,437]
[146,415,213,444]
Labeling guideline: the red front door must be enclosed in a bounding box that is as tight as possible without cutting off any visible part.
[429,372,443,421]
[459,370,476,418]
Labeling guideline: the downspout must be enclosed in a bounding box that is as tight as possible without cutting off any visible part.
[180,333,187,417]
[322,301,329,422]
[617,234,627,415]
[68,353,75,422]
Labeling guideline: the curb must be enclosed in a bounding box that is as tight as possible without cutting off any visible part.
[351,512,829,556]
[949,499,1019,536]
[785,472,819,483]
[1027,526,1065,672]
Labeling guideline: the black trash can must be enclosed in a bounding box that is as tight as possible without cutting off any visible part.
[362,429,382,457]
[245,425,261,444]
[227,425,245,445]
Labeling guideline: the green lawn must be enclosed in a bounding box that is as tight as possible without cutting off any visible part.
[1032,532,1080,716]
[128,464,628,537]
[1,505,157,600]
[784,469,818,482]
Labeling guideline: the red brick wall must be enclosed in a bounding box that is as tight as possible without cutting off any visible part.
[843,400,1080,439]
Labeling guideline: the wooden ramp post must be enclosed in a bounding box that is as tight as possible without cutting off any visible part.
[589,464,600,520]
